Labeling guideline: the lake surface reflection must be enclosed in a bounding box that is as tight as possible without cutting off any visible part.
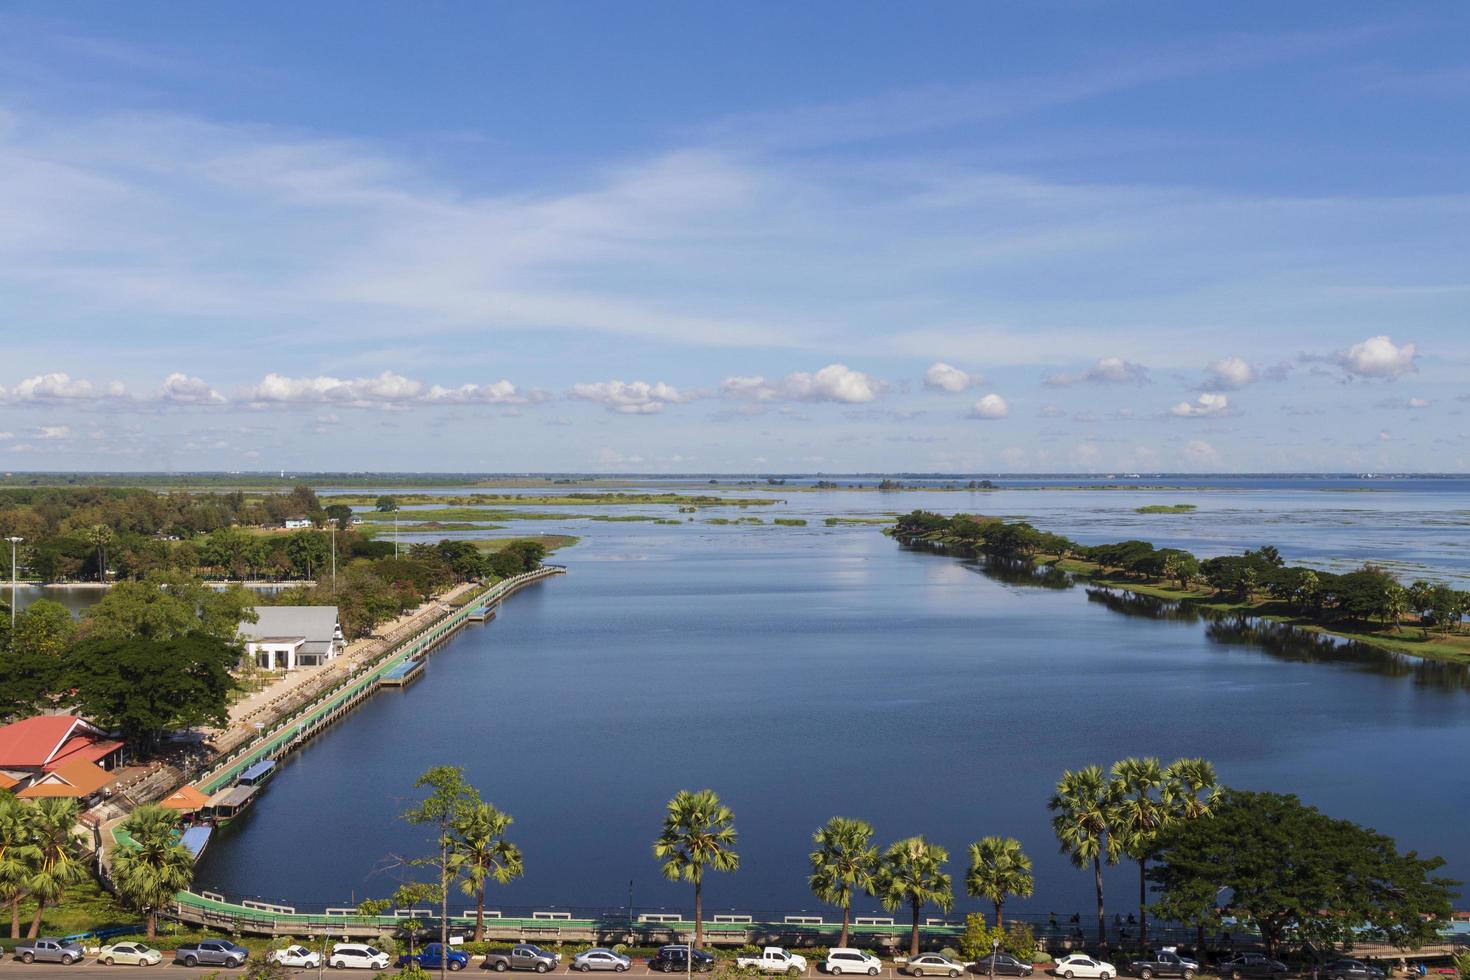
[196,519,1470,918]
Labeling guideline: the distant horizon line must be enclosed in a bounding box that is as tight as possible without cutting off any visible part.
[3,471,1469,480]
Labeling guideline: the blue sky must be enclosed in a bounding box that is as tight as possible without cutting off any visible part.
[0,2,1466,472]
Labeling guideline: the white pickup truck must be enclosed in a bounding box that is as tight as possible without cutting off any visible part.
[736,948,808,976]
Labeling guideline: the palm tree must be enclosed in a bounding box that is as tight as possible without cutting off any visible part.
[1108,758,1171,951]
[111,804,194,939]
[651,789,739,948]
[809,817,879,949]
[1049,766,1119,952]
[85,524,114,582]
[875,836,953,958]
[452,800,524,941]
[966,836,1033,929]
[0,791,39,939]
[24,798,86,938]
[1160,758,1222,949]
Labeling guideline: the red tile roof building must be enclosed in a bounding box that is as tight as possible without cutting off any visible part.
[0,716,125,783]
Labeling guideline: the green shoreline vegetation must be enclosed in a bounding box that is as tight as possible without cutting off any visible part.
[337,492,777,508]
[891,510,1470,664]
[1134,503,1197,514]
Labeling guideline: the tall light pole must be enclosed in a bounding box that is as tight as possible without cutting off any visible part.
[5,536,21,628]
[990,938,999,980]
[330,523,337,592]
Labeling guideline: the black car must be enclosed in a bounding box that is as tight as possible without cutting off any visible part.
[650,946,716,973]
[1217,955,1287,980]
[1127,952,1198,980]
[1326,961,1385,980]
[974,954,1034,977]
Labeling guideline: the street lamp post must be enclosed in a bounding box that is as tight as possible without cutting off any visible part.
[5,536,22,628]
[990,939,999,980]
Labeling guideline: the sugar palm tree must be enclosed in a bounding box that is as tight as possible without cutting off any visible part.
[111,804,194,939]
[0,791,39,939]
[966,836,1033,929]
[809,817,879,949]
[1049,766,1119,952]
[24,798,86,938]
[452,800,524,941]
[876,836,953,958]
[1109,758,1171,951]
[652,789,739,948]
[85,524,114,582]
[1160,758,1222,949]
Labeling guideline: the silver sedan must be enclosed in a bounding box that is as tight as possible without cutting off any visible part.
[574,949,632,973]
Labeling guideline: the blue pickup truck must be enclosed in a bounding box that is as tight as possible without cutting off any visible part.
[397,943,471,972]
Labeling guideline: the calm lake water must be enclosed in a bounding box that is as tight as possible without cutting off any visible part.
[195,479,1470,918]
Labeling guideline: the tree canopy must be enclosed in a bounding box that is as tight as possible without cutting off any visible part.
[1149,789,1459,954]
[63,632,238,752]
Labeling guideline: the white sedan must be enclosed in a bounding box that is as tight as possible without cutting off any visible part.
[270,945,323,969]
[1052,955,1116,980]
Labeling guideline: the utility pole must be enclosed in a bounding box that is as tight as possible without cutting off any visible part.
[5,536,21,628]
[330,523,337,592]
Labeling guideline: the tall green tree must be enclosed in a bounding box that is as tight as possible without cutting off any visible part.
[63,633,238,753]
[966,836,1033,929]
[809,817,879,949]
[1150,789,1457,956]
[1109,758,1171,951]
[451,800,523,942]
[81,569,256,644]
[652,789,739,948]
[1049,766,1119,951]
[85,524,114,581]
[23,798,86,938]
[403,767,480,980]
[0,600,74,721]
[876,836,953,958]
[111,804,194,939]
[0,791,39,938]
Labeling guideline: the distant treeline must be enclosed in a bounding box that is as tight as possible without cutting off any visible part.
[892,510,1469,634]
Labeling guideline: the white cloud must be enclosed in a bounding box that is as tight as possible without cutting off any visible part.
[1037,403,1065,418]
[970,393,1009,419]
[1378,429,1392,441]
[36,425,72,440]
[1045,356,1149,387]
[1334,335,1417,379]
[1171,392,1230,417]
[570,380,699,414]
[0,373,123,402]
[0,431,13,440]
[1206,356,1255,389]
[922,362,978,392]
[245,370,424,405]
[159,372,226,404]
[1409,397,1430,409]
[424,381,542,405]
[721,363,884,404]
[1184,439,1221,466]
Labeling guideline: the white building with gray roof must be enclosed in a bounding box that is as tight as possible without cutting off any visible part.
[239,606,345,670]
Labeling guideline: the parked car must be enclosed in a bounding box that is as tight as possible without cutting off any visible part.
[14,939,85,965]
[1051,955,1117,980]
[905,954,969,978]
[1127,951,1198,980]
[329,944,390,970]
[484,944,562,973]
[99,942,163,967]
[1216,955,1287,980]
[649,946,716,973]
[1325,961,1385,980]
[737,947,809,976]
[176,941,251,968]
[269,945,323,969]
[573,949,632,973]
[825,949,883,976]
[974,953,1034,977]
[399,944,470,972]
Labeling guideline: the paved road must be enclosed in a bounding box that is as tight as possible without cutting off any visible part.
[0,962,903,980]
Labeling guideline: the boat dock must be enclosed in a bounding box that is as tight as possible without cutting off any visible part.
[380,659,425,687]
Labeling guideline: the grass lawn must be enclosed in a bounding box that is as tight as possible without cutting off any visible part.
[3,877,139,945]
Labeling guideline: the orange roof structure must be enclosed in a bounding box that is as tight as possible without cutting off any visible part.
[0,772,17,791]
[160,785,211,812]
[16,759,114,799]
[0,716,122,772]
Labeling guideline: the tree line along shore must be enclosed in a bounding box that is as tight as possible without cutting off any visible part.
[889,511,1470,664]
[2,759,1458,972]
